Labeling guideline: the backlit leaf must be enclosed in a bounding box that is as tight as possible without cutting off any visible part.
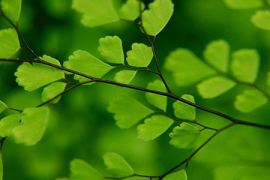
[11,107,49,146]
[163,169,188,180]
[126,43,153,67]
[0,101,8,115]
[0,28,20,58]
[15,55,65,91]
[114,70,137,84]
[118,0,145,21]
[145,79,167,111]
[98,36,124,64]
[173,94,195,121]
[204,39,230,72]
[230,49,259,83]
[1,0,22,24]
[197,76,236,99]
[137,115,174,141]
[41,82,67,104]
[251,10,270,30]
[108,94,153,129]
[72,0,119,27]
[223,0,264,9]
[103,152,134,178]
[0,114,20,137]
[169,122,200,149]
[142,0,174,36]
[164,49,216,86]
[234,89,268,113]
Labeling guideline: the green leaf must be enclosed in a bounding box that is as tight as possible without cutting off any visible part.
[70,159,102,180]
[142,0,174,36]
[173,94,196,121]
[145,79,167,111]
[0,101,8,115]
[204,39,230,72]
[0,149,2,180]
[15,55,65,91]
[223,0,264,9]
[0,28,20,58]
[137,115,174,141]
[163,169,188,180]
[41,82,67,104]
[108,94,153,129]
[164,49,216,86]
[251,10,270,30]
[126,43,153,67]
[234,89,268,113]
[0,114,21,137]
[103,152,134,178]
[11,107,49,146]
[98,36,124,64]
[114,70,137,84]
[118,0,145,21]
[197,76,236,99]
[72,0,119,27]
[1,0,22,24]
[230,49,260,83]
[267,72,270,87]
[169,122,200,149]
[64,50,112,83]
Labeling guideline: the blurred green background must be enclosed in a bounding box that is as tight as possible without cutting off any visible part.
[1,0,270,179]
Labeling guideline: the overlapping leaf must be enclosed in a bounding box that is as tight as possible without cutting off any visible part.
[163,169,188,180]
[114,70,137,84]
[0,114,20,137]
[0,28,20,58]
[118,0,145,21]
[41,82,67,104]
[173,95,196,121]
[126,43,153,67]
[223,0,264,9]
[1,0,22,24]
[0,101,7,115]
[251,10,270,30]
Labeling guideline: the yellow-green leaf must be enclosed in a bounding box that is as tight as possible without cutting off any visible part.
[0,101,8,115]
[1,0,22,24]
[223,0,264,9]
[173,94,196,121]
[0,114,21,137]
[118,0,145,21]
[126,43,153,67]
[41,82,67,104]
[0,28,20,58]
[251,10,270,30]
[163,169,188,180]
[114,70,137,84]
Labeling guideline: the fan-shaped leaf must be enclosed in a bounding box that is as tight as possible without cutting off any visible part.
[223,0,264,9]
[1,0,22,24]
[15,55,65,91]
[0,114,21,137]
[230,49,259,83]
[126,43,153,67]
[0,101,8,115]
[103,152,134,178]
[163,169,188,180]
[164,49,216,86]
[98,36,124,64]
[108,94,153,129]
[118,0,145,21]
[41,82,67,104]
[137,115,174,141]
[234,89,268,113]
[72,0,119,27]
[142,0,174,36]
[11,107,49,146]
[114,70,137,84]
[169,122,200,149]
[197,76,236,99]
[173,94,196,121]
[204,39,230,72]
[251,10,270,30]
[0,28,20,58]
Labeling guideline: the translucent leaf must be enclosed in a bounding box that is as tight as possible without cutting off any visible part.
[204,39,230,72]
[64,50,112,83]
[70,159,102,180]
[114,70,137,84]
[173,94,196,121]
[164,49,216,86]
[72,0,119,27]
[137,115,174,141]
[98,36,124,64]
[15,55,65,91]
[0,28,20,58]
[163,169,188,180]
[1,0,22,24]
[103,152,134,178]
[0,114,20,137]
[145,79,167,111]
[118,0,145,21]
[234,89,268,113]
[251,10,270,30]
[223,0,264,9]
[11,107,49,146]
[0,101,8,115]
[41,82,67,104]
[126,43,153,67]
[197,76,236,99]
[108,94,153,129]
[142,0,174,36]
[169,122,200,149]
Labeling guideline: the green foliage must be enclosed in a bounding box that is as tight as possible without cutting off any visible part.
[0,28,20,58]
[173,95,196,121]
[163,169,188,180]
[0,0,22,24]
[0,114,20,137]
[114,70,137,84]
[41,82,66,103]
[0,101,7,115]
[0,150,2,180]
[267,72,270,86]
[118,0,145,21]
[223,0,264,9]
[126,43,153,67]
[103,152,134,178]
[251,10,270,30]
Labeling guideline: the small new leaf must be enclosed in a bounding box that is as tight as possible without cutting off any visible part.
[142,0,174,36]
[169,122,200,149]
[114,70,137,84]
[163,169,188,180]
[0,101,8,115]
[1,0,22,24]
[108,94,153,129]
[223,0,264,9]
[137,115,174,141]
[41,82,67,104]
[118,0,145,21]
[251,10,270,30]
[103,152,134,178]
[173,94,196,121]
[126,43,153,67]
[0,28,20,58]
[0,114,21,137]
